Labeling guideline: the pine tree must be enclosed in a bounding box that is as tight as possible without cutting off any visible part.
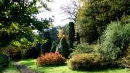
[68,22,75,49]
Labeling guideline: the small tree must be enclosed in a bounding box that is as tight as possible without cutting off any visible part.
[50,41,59,52]
[56,36,69,58]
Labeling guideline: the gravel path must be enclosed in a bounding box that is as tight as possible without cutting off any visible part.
[12,63,39,73]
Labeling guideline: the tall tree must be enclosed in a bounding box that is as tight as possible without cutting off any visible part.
[76,0,130,44]
[42,30,52,53]
[68,22,75,49]
[0,0,50,47]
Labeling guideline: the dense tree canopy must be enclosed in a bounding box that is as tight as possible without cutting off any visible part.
[0,0,50,47]
[76,0,130,44]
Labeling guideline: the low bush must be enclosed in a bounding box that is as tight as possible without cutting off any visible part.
[69,43,94,57]
[118,44,130,68]
[67,53,108,70]
[37,52,66,66]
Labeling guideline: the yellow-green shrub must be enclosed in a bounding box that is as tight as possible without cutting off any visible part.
[69,43,94,57]
[67,53,106,70]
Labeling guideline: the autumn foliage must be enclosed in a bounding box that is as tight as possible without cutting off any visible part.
[37,52,66,66]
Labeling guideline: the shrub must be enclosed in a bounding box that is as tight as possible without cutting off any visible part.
[67,53,107,70]
[118,44,130,68]
[0,46,21,60]
[99,21,130,60]
[37,52,66,66]
[69,43,94,57]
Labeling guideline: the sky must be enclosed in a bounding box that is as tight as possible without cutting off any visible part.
[37,0,72,26]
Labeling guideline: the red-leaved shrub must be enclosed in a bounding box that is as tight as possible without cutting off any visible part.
[37,52,66,66]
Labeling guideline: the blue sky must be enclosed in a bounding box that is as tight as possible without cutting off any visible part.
[37,0,72,26]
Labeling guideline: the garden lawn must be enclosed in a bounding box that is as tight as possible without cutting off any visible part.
[18,59,130,73]
[2,62,20,73]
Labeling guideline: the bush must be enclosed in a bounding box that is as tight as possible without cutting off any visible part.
[37,52,66,66]
[69,43,94,57]
[0,46,21,59]
[99,21,130,60]
[68,53,107,70]
[118,44,130,68]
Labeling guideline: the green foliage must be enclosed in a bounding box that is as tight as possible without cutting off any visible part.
[69,43,94,57]
[68,22,75,49]
[0,45,21,59]
[75,32,80,44]
[0,0,49,47]
[76,0,130,44]
[37,52,66,66]
[50,41,58,52]
[118,44,130,68]
[99,21,130,60]
[42,30,52,53]
[68,53,106,70]
[56,36,70,58]
[0,54,9,69]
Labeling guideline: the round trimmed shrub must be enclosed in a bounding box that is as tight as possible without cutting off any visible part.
[37,52,66,66]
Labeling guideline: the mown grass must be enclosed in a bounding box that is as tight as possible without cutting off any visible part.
[2,62,20,73]
[18,59,130,73]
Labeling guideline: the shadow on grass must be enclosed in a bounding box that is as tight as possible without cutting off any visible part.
[0,67,5,73]
[41,63,67,67]
[0,64,9,73]
[71,66,125,72]
[19,59,36,66]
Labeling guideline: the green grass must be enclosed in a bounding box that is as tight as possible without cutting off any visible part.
[2,62,20,73]
[18,59,130,73]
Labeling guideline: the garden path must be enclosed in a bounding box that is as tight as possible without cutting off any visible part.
[12,62,40,73]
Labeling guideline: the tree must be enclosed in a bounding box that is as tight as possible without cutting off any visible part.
[60,0,81,22]
[76,32,80,44]
[56,36,69,58]
[0,0,50,47]
[76,0,130,44]
[50,41,59,52]
[68,22,75,49]
[41,30,52,53]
